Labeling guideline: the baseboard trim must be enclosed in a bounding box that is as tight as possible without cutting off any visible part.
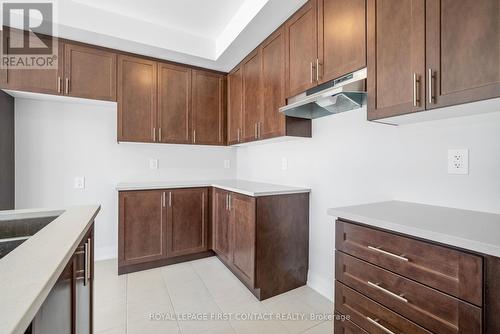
[307,270,333,301]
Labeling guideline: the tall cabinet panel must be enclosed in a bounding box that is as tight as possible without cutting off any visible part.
[191,70,225,145]
[367,0,426,120]
[158,63,191,144]
[212,188,232,263]
[426,0,500,109]
[118,190,166,266]
[117,55,157,142]
[227,66,243,145]
[318,0,366,84]
[242,50,263,142]
[285,0,318,97]
[261,27,286,139]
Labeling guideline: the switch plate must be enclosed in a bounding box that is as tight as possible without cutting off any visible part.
[281,158,288,170]
[149,159,159,169]
[74,177,85,189]
[224,160,231,169]
[448,149,469,175]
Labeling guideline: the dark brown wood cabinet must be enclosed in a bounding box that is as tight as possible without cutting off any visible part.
[191,70,226,145]
[367,0,426,120]
[285,0,318,98]
[213,188,232,262]
[118,190,166,267]
[157,63,191,144]
[318,0,366,84]
[117,55,157,143]
[166,188,208,257]
[242,50,263,142]
[227,66,243,145]
[426,0,500,110]
[64,43,117,101]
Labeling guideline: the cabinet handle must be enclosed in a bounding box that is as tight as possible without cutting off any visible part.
[254,123,258,139]
[257,123,261,139]
[87,237,91,282]
[57,77,62,94]
[228,194,231,211]
[162,192,166,208]
[168,192,172,207]
[316,59,320,82]
[65,77,69,94]
[158,128,162,142]
[226,194,229,210]
[428,68,435,104]
[153,128,156,142]
[237,128,241,142]
[367,281,408,303]
[193,130,196,143]
[310,62,314,83]
[413,73,420,107]
[84,240,89,286]
[366,317,396,334]
[368,246,409,262]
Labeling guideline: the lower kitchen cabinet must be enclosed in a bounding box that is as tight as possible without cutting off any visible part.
[27,225,94,334]
[118,188,210,274]
[212,188,309,300]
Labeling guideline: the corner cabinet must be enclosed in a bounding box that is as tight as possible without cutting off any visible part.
[118,188,210,274]
[368,0,500,121]
[212,188,309,300]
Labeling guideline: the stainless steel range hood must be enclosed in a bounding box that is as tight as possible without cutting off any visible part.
[279,68,367,119]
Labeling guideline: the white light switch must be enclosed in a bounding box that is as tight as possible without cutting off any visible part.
[224,160,231,169]
[281,158,288,170]
[149,159,159,169]
[74,177,85,189]
[448,149,469,175]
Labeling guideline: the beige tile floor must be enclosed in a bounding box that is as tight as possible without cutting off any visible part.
[94,257,333,334]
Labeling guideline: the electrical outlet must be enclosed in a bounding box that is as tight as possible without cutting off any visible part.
[224,160,231,169]
[281,157,288,170]
[149,159,159,169]
[448,149,469,175]
[74,177,85,189]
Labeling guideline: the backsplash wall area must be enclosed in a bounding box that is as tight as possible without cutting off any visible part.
[14,98,237,260]
[236,106,500,299]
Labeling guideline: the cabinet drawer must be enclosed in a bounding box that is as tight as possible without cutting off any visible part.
[335,281,433,334]
[336,251,482,334]
[336,220,483,305]
[334,315,367,333]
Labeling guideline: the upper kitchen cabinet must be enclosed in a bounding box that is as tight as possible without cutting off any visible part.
[117,55,157,142]
[318,0,366,84]
[158,63,191,144]
[1,31,63,95]
[227,66,243,145]
[426,0,500,110]
[64,43,117,101]
[367,0,426,120]
[285,0,318,97]
[191,70,226,145]
[242,49,263,142]
[261,27,287,139]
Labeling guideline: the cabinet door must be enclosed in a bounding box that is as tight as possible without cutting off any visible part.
[117,55,157,142]
[227,66,243,145]
[318,0,366,83]
[367,0,425,120]
[261,27,286,139]
[426,0,500,109]
[230,193,255,286]
[213,189,232,262]
[2,32,63,95]
[285,0,318,97]
[191,70,225,145]
[158,63,191,144]
[64,43,116,101]
[118,190,166,266]
[242,50,262,142]
[167,188,208,257]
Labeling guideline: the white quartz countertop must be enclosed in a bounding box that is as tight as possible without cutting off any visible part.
[0,205,101,334]
[327,201,500,257]
[115,179,311,197]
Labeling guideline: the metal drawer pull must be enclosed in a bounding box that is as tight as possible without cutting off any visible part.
[87,237,91,282]
[368,281,408,303]
[368,246,409,262]
[413,73,420,107]
[162,192,166,208]
[84,241,89,286]
[428,68,435,104]
[228,194,231,211]
[168,192,172,207]
[310,62,314,83]
[367,317,397,334]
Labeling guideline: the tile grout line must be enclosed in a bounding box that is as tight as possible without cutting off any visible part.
[158,267,183,333]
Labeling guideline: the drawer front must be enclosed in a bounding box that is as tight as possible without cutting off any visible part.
[336,251,482,334]
[336,220,483,305]
[335,281,433,334]
[334,315,368,334]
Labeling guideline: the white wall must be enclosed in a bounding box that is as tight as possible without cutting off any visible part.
[236,106,500,299]
[14,98,237,260]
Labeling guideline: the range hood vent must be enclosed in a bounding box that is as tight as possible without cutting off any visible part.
[279,68,367,119]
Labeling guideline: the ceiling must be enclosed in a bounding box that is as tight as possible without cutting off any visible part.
[39,0,306,72]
